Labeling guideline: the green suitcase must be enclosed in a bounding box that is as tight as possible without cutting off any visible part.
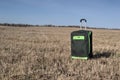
[71,19,93,59]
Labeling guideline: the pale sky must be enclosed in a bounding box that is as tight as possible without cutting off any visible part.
[0,0,120,28]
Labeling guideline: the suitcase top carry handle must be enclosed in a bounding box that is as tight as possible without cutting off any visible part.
[80,19,87,30]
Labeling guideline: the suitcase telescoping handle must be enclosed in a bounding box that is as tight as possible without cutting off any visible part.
[80,19,87,30]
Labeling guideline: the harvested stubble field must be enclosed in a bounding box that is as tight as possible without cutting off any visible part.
[0,26,120,80]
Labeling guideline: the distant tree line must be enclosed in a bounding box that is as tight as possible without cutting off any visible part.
[0,23,119,30]
[0,23,37,27]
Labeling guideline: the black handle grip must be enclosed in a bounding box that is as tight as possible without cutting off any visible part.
[80,19,87,23]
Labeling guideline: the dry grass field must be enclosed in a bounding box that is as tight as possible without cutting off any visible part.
[0,26,120,80]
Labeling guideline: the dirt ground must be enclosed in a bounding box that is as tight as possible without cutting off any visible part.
[0,26,120,80]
